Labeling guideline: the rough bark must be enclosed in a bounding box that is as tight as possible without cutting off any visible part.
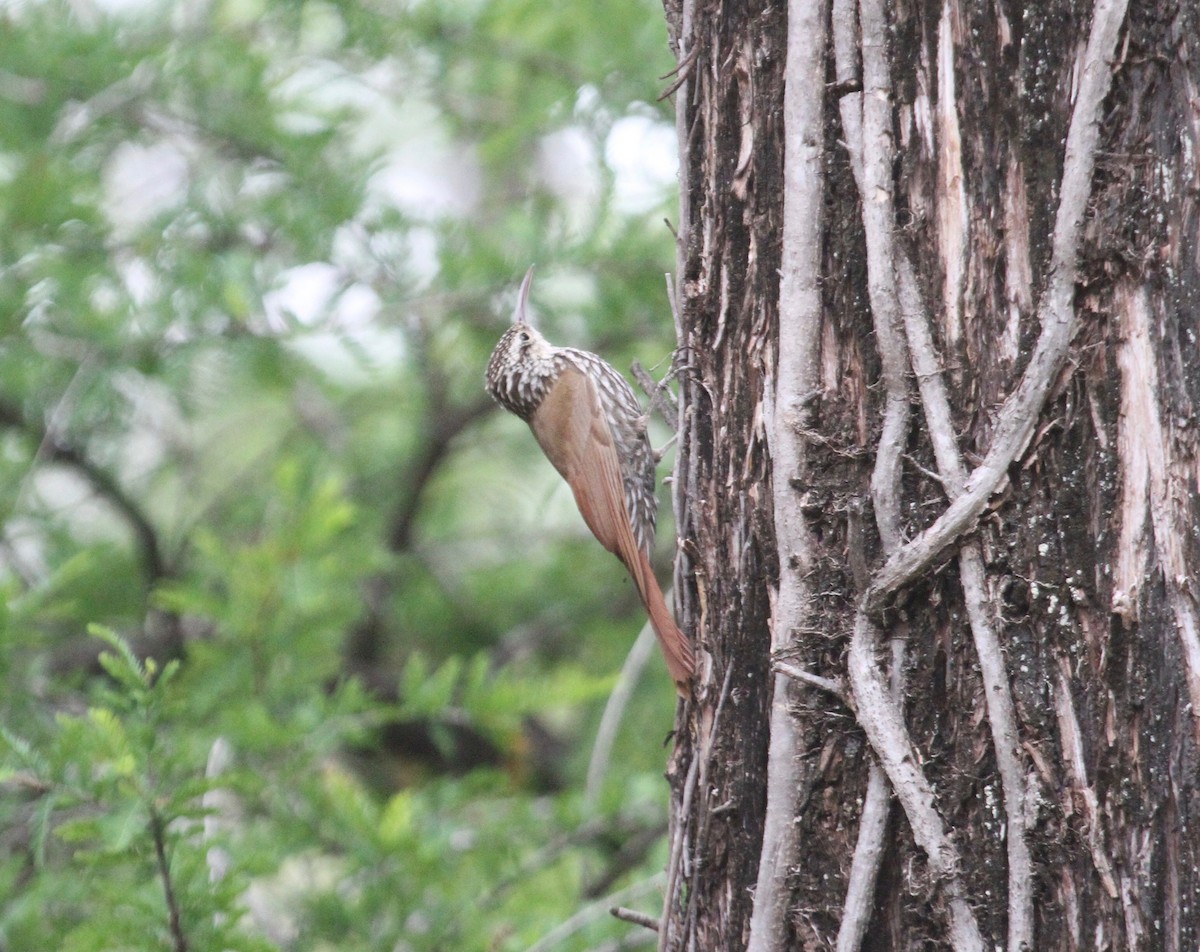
[659,1,784,948]
[660,0,1200,949]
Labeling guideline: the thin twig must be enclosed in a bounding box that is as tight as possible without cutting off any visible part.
[676,663,734,947]
[664,273,681,333]
[658,44,700,101]
[838,636,905,952]
[631,360,679,424]
[611,906,661,932]
[585,623,658,811]
[524,875,665,952]
[773,661,843,699]
[660,751,698,952]
[150,807,189,952]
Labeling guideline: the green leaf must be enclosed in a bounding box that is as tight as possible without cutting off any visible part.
[89,625,147,692]
[377,790,415,848]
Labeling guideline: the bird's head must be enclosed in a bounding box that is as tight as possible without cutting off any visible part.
[485,266,557,419]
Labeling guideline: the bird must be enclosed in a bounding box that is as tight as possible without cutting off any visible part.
[485,266,695,697]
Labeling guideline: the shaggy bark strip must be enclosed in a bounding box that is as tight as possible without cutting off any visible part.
[1113,281,1200,741]
[1001,154,1033,365]
[1053,659,1120,901]
[934,0,967,359]
[747,0,827,947]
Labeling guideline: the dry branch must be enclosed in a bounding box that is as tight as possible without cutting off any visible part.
[660,751,697,952]
[836,637,904,952]
[836,0,983,945]
[773,660,843,699]
[842,0,1128,948]
[847,615,984,950]
[746,0,828,949]
[865,0,1130,609]
[150,807,189,952]
[611,906,661,932]
[827,3,901,948]
[526,876,665,952]
[898,248,1035,951]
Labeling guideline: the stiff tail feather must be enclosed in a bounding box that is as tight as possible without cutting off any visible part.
[634,550,695,697]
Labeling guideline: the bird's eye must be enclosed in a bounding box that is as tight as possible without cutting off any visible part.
[518,331,530,342]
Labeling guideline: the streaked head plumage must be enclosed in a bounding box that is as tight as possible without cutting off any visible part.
[485,266,558,419]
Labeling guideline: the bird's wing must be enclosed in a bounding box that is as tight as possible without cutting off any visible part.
[531,367,695,694]
[530,366,645,577]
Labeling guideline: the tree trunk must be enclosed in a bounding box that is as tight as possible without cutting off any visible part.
[660,1,1200,950]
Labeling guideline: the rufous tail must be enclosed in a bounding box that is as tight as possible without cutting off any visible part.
[634,550,695,697]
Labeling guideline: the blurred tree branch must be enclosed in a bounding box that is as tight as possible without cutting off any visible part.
[388,397,494,553]
[345,393,494,672]
[0,397,169,586]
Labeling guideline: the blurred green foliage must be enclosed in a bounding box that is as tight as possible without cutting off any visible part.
[0,0,683,948]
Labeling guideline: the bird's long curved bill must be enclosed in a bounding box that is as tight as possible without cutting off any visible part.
[512,265,535,325]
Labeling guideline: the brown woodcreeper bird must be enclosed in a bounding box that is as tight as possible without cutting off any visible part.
[485,267,695,696]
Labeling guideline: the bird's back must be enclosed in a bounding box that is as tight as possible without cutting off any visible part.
[557,348,658,555]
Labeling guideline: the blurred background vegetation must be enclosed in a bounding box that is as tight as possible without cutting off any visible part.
[0,0,685,948]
